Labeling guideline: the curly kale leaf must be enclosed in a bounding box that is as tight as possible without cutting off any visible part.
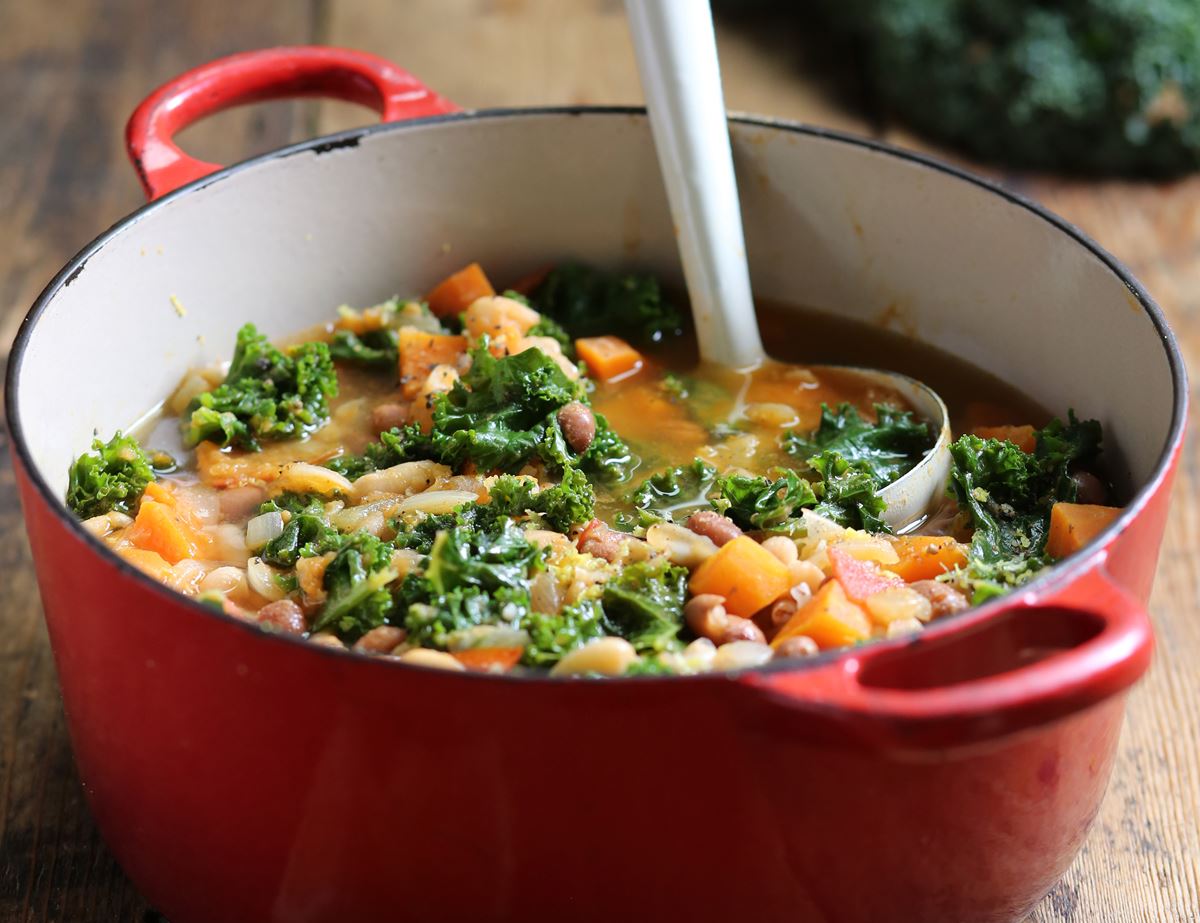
[403,584,532,651]
[949,412,1102,563]
[713,468,818,531]
[808,452,890,532]
[485,468,596,532]
[579,413,636,483]
[311,533,398,637]
[184,323,338,451]
[258,493,342,568]
[397,521,543,649]
[430,341,582,472]
[814,0,1200,176]
[325,338,633,481]
[529,263,684,344]
[942,555,1047,607]
[521,599,608,666]
[626,458,718,527]
[330,328,399,367]
[66,431,158,519]
[946,411,1104,602]
[783,402,932,485]
[425,519,544,595]
[325,424,433,481]
[601,557,688,653]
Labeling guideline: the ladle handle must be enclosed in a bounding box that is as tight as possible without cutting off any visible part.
[626,0,765,368]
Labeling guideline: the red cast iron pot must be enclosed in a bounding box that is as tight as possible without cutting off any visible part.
[5,47,1187,923]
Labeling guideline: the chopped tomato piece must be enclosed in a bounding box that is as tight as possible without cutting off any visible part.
[828,545,903,603]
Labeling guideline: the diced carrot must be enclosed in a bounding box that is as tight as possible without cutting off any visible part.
[1046,503,1122,560]
[688,536,792,617]
[398,329,467,399]
[972,424,1037,454]
[142,481,175,505]
[117,547,175,583]
[128,498,206,564]
[450,647,525,672]
[575,336,644,383]
[426,262,495,318]
[507,265,551,295]
[771,579,871,650]
[828,545,903,603]
[883,535,969,582]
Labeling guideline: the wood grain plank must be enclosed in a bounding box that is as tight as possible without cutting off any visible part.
[0,2,321,920]
[315,0,875,136]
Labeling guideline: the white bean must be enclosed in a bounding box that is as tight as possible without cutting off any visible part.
[246,556,287,601]
[761,535,799,566]
[349,460,451,503]
[682,637,718,673]
[328,497,401,532]
[396,489,479,515]
[399,648,467,671]
[646,522,719,568]
[270,462,352,499]
[550,637,639,677]
[81,511,133,538]
[711,640,774,672]
[787,559,825,593]
[886,618,924,639]
[199,565,246,596]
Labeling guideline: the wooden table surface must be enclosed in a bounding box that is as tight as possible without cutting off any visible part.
[1,2,1197,920]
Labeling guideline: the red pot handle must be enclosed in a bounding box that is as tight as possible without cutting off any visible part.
[125,46,460,200]
[739,563,1153,751]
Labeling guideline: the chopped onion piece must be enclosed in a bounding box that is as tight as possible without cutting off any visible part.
[245,511,284,550]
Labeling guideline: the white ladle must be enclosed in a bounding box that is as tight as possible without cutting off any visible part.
[625,0,950,530]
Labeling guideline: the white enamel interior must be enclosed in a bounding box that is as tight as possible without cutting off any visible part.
[14,112,1177,503]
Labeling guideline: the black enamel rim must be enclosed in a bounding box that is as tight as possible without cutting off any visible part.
[5,106,1189,685]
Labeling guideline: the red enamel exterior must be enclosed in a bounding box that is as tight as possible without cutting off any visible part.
[125,46,460,199]
[7,47,1187,923]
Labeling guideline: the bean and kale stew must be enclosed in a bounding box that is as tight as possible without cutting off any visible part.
[67,263,1121,676]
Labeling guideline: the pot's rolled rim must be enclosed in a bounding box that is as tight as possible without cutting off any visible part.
[4,106,1189,685]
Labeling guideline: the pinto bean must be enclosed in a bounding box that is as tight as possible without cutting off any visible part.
[1070,469,1108,505]
[722,616,767,645]
[353,625,408,654]
[908,580,969,619]
[685,594,729,639]
[685,594,766,645]
[218,485,267,521]
[686,510,743,547]
[257,599,307,635]
[372,402,410,434]
[774,636,820,659]
[577,519,625,562]
[557,401,596,453]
